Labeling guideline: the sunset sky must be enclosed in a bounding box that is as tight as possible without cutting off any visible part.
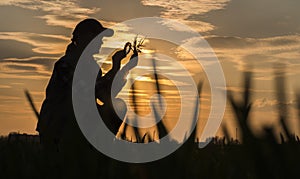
[0,0,300,140]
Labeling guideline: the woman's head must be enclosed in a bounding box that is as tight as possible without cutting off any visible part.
[71,18,113,48]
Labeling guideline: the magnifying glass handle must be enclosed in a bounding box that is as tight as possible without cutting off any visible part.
[124,42,132,55]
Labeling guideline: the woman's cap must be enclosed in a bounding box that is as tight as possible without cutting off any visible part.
[73,18,114,38]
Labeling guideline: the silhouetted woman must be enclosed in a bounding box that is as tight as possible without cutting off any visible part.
[37,19,136,149]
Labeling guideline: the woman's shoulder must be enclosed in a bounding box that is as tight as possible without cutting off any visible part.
[54,55,73,69]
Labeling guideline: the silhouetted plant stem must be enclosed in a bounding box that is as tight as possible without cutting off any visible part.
[151,58,168,139]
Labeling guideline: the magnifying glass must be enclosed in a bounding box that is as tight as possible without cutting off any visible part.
[124,42,132,55]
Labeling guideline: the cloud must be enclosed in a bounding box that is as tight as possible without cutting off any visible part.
[174,34,300,111]
[0,32,68,55]
[0,39,36,59]
[203,35,300,77]
[141,0,230,32]
[142,0,229,14]
[77,0,228,33]
[197,0,300,38]
[0,95,22,102]
[1,0,230,34]
[2,56,56,70]
[77,0,163,22]
[0,57,56,80]
[0,85,12,89]
[253,98,278,108]
[253,98,296,109]
[0,5,70,35]
[0,0,99,29]
[208,35,300,51]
